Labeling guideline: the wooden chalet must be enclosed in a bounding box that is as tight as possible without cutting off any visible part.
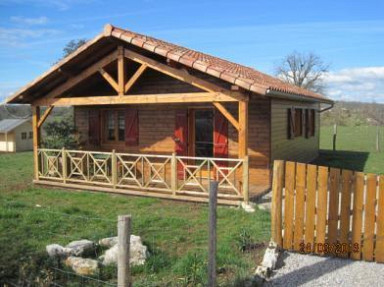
[6,24,333,205]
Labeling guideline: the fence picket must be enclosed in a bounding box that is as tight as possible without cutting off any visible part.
[283,161,296,250]
[376,176,384,262]
[316,166,328,255]
[327,168,340,252]
[339,170,353,257]
[304,164,317,252]
[272,160,384,263]
[271,160,284,247]
[293,163,306,250]
[362,174,377,261]
[351,172,365,260]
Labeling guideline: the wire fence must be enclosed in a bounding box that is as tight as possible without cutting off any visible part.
[0,194,270,287]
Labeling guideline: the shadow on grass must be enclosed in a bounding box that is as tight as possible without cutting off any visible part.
[311,150,370,172]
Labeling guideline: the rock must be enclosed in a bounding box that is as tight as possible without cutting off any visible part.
[46,244,69,258]
[241,202,256,213]
[65,239,95,257]
[99,236,118,248]
[260,241,279,270]
[101,235,148,266]
[254,241,280,280]
[65,256,99,276]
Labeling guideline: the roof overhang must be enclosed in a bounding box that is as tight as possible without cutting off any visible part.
[6,24,332,105]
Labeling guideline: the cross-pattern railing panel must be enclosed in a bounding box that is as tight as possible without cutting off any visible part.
[37,149,245,200]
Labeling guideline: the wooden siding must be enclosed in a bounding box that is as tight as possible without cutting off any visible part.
[74,97,271,188]
[271,99,320,163]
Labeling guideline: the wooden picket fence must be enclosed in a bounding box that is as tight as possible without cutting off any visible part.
[271,160,384,262]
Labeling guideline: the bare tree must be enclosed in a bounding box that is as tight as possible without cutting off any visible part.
[54,39,87,63]
[275,51,329,94]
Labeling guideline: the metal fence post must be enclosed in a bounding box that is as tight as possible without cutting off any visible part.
[118,215,132,287]
[208,181,218,287]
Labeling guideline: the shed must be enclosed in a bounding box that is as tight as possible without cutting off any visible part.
[6,24,333,205]
[0,119,32,152]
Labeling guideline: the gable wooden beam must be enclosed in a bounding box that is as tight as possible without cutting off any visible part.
[34,92,237,106]
[37,105,54,128]
[125,64,147,93]
[213,102,239,131]
[99,68,119,92]
[117,46,125,95]
[45,50,118,99]
[123,48,247,102]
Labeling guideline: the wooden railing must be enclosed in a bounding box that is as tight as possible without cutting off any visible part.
[37,148,248,203]
[271,160,384,263]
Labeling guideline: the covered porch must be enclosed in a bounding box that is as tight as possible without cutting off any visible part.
[27,41,255,205]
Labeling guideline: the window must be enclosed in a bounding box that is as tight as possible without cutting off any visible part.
[194,110,214,157]
[102,109,138,145]
[29,132,33,139]
[106,111,116,141]
[21,132,27,140]
[294,109,303,137]
[305,109,316,137]
[118,111,125,141]
[288,108,303,139]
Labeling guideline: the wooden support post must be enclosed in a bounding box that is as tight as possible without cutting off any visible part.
[213,102,239,130]
[32,106,40,180]
[238,100,248,158]
[208,181,218,287]
[242,156,249,203]
[333,123,337,151]
[118,215,132,287]
[112,149,117,188]
[118,46,125,96]
[271,160,284,247]
[62,147,67,183]
[171,152,177,195]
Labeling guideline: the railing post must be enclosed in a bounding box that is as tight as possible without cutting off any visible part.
[242,156,249,203]
[112,149,117,188]
[118,215,132,287]
[62,147,67,183]
[271,160,284,247]
[171,152,177,195]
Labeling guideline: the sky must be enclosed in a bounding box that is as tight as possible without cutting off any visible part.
[0,0,383,103]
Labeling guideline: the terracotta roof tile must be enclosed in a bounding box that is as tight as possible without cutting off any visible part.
[110,25,330,102]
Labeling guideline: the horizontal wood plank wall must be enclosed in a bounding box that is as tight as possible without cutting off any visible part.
[272,160,384,263]
[227,97,271,188]
[74,97,271,189]
[271,99,320,163]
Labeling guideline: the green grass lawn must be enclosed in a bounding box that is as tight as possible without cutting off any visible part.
[0,152,270,286]
[315,126,384,174]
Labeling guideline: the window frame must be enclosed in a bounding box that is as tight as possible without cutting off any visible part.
[305,109,316,138]
[21,132,27,140]
[288,107,305,139]
[101,109,126,144]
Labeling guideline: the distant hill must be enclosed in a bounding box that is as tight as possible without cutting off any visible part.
[321,101,384,126]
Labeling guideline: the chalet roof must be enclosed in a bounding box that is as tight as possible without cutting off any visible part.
[7,24,332,104]
[0,118,30,133]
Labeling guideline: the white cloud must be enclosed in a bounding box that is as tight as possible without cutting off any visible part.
[0,27,60,47]
[0,0,95,10]
[10,16,48,25]
[324,67,384,103]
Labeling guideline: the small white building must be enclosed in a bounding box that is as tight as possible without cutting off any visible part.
[0,119,33,152]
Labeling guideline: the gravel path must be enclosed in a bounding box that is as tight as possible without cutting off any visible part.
[265,251,384,287]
